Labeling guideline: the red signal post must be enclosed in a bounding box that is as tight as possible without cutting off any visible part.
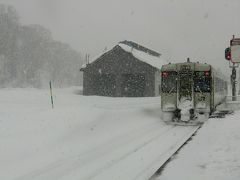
[225,47,231,61]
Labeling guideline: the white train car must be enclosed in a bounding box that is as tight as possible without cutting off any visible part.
[161,60,228,125]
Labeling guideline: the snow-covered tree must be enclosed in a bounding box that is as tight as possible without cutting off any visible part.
[0,4,83,88]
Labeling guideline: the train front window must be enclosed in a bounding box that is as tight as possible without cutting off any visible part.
[161,71,177,93]
[194,71,211,93]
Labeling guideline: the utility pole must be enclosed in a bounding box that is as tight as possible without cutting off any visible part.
[85,53,90,64]
[231,66,237,101]
[49,81,54,109]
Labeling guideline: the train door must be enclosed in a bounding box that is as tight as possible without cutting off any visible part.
[178,65,194,121]
[178,66,193,103]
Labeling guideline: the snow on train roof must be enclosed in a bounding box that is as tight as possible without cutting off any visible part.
[81,42,167,70]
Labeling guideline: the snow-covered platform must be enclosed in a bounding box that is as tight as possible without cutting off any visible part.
[216,95,240,112]
[152,111,240,180]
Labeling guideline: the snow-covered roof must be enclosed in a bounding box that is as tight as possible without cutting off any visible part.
[81,41,168,70]
[118,42,167,69]
[119,40,161,57]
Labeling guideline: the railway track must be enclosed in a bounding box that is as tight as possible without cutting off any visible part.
[90,125,200,180]
[149,125,201,180]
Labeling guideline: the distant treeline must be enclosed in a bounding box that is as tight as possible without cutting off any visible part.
[0,4,83,88]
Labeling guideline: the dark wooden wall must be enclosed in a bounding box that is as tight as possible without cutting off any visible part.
[82,45,157,97]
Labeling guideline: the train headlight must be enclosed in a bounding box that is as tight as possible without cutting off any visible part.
[163,103,176,111]
[196,102,206,109]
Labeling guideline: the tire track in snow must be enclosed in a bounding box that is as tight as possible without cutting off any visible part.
[82,126,177,180]
[90,126,199,180]
[14,121,170,180]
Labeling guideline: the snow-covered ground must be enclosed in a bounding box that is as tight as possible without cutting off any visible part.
[0,87,240,180]
[153,112,240,180]
[0,87,192,180]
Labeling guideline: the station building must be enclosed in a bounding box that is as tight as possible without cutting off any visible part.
[80,40,167,97]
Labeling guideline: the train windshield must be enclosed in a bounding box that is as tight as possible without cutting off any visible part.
[161,71,177,93]
[194,71,211,92]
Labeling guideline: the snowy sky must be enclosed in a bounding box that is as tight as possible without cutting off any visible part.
[1,0,240,74]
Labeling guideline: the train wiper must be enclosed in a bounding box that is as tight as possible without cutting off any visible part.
[197,86,203,94]
[168,87,175,94]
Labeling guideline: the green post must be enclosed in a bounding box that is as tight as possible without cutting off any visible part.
[49,81,54,109]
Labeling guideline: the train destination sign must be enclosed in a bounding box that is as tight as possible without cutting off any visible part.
[231,38,240,63]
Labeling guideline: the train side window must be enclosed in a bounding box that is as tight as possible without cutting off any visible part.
[215,77,226,92]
